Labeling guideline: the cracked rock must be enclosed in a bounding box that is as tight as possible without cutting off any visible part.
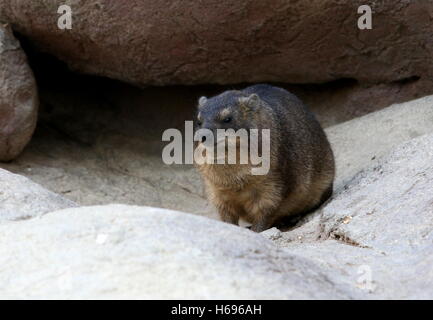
[278,133,433,299]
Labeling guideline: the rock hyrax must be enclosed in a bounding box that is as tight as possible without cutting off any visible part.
[194,84,335,232]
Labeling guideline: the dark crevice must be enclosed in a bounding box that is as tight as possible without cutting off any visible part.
[316,222,371,249]
[392,75,420,85]
[328,232,371,249]
[13,30,433,132]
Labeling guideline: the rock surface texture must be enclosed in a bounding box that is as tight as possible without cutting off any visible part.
[0,24,38,161]
[0,168,76,223]
[0,204,361,299]
[0,0,431,87]
[266,133,433,299]
[327,94,433,188]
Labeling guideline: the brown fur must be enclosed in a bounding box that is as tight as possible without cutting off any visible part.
[194,84,335,232]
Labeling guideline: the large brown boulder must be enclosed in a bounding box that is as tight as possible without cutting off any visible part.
[0,0,431,87]
[0,23,38,161]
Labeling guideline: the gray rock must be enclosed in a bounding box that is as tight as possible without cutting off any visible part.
[0,23,38,161]
[0,168,76,223]
[320,134,433,250]
[0,204,361,299]
[277,133,433,299]
[326,94,433,189]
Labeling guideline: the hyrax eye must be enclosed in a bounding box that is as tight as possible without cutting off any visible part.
[223,117,232,123]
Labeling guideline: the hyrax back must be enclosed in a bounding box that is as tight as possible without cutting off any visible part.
[194,84,335,232]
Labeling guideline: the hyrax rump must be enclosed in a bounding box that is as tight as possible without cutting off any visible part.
[194,84,335,232]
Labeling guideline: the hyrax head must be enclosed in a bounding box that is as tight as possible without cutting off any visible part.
[195,91,261,143]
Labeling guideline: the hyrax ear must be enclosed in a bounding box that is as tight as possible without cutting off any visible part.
[239,94,260,109]
[198,96,207,109]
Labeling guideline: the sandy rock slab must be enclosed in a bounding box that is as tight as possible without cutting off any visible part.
[328,94,433,189]
[0,168,76,223]
[269,133,433,299]
[0,204,362,299]
[0,24,38,161]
